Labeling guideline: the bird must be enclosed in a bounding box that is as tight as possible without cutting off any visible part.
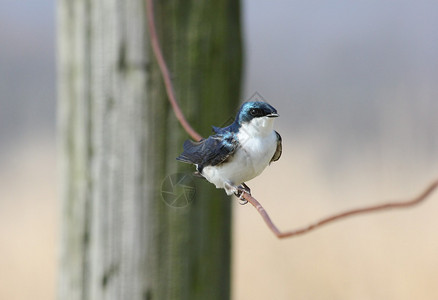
[176,101,282,204]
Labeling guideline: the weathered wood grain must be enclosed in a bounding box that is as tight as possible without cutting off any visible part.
[58,0,242,299]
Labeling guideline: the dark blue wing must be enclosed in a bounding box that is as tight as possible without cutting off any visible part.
[270,131,282,163]
[176,132,238,168]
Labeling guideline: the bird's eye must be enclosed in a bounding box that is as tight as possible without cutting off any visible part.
[250,108,260,116]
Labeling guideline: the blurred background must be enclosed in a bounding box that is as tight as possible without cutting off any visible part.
[1,0,437,299]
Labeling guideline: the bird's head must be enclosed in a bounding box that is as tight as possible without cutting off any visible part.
[236,101,279,135]
[237,101,278,123]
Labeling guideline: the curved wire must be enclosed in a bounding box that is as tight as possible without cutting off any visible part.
[146,0,202,142]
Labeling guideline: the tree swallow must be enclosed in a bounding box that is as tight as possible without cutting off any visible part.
[176,101,282,204]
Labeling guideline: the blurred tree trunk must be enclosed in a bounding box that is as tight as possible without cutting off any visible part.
[57,1,242,300]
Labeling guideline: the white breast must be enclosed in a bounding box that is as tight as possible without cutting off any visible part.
[201,116,277,194]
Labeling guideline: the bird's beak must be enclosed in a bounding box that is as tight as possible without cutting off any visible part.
[267,113,279,118]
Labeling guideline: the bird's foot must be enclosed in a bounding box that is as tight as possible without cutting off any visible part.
[234,183,251,205]
[241,183,251,195]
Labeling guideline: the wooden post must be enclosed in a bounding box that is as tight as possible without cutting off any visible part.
[57,0,242,299]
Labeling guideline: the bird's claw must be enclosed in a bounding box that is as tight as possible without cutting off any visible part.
[235,190,248,205]
[238,198,248,205]
[234,183,251,205]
